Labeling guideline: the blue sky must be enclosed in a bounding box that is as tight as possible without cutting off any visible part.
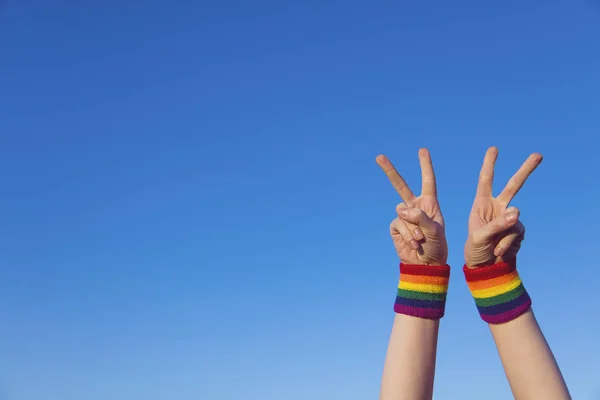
[0,1,599,399]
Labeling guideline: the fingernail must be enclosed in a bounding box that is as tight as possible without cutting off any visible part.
[413,228,424,240]
[505,213,517,223]
[399,209,409,217]
[410,240,419,250]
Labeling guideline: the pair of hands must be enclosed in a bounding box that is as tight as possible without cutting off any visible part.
[376,147,542,267]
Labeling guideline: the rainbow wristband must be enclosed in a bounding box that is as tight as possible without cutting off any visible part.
[463,262,532,324]
[394,263,450,320]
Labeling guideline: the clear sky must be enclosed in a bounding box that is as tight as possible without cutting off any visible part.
[0,1,599,399]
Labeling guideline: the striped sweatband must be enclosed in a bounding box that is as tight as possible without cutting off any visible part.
[394,263,450,320]
[463,262,532,324]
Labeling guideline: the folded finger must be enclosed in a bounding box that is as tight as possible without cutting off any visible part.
[391,217,420,250]
[494,221,525,257]
[471,208,520,245]
[396,203,424,240]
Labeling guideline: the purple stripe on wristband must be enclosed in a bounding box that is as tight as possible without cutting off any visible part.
[481,299,532,324]
[394,303,445,319]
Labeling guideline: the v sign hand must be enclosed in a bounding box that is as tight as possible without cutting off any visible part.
[377,149,448,266]
[464,147,543,267]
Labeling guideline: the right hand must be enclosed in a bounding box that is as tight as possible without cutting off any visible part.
[377,149,448,266]
[464,147,542,267]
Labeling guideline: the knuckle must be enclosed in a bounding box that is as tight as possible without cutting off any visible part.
[506,206,520,216]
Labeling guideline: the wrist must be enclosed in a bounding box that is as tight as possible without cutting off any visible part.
[394,263,450,320]
[463,261,531,324]
[465,257,516,269]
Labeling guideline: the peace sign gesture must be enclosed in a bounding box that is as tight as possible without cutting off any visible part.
[464,147,543,267]
[376,149,448,266]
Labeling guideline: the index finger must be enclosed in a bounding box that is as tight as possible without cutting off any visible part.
[376,154,416,204]
[497,153,543,205]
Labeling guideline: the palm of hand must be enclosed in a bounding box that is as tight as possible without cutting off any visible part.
[464,148,542,267]
[392,196,447,265]
[465,197,508,266]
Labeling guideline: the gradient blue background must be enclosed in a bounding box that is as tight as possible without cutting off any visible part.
[1,1,599,399]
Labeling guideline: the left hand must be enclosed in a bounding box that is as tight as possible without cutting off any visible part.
[376,149,448,265]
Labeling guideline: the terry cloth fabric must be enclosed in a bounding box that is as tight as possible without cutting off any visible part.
[394,263,450,320]
[463,262,532,324]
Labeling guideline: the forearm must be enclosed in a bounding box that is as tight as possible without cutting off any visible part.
[380,263,449,400]
[464,262,570,399]
[490,310,570,399]
[380,315,439,400]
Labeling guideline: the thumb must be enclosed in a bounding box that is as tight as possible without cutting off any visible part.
[471,210,519,245]
[397,206,438,233]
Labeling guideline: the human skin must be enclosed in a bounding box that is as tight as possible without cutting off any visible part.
[377,149,446,400]
[464,147,570,400]
[377,149,525,400]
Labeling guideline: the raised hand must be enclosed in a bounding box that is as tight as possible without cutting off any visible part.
[464,147,542,267]
[376,149,448,265]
